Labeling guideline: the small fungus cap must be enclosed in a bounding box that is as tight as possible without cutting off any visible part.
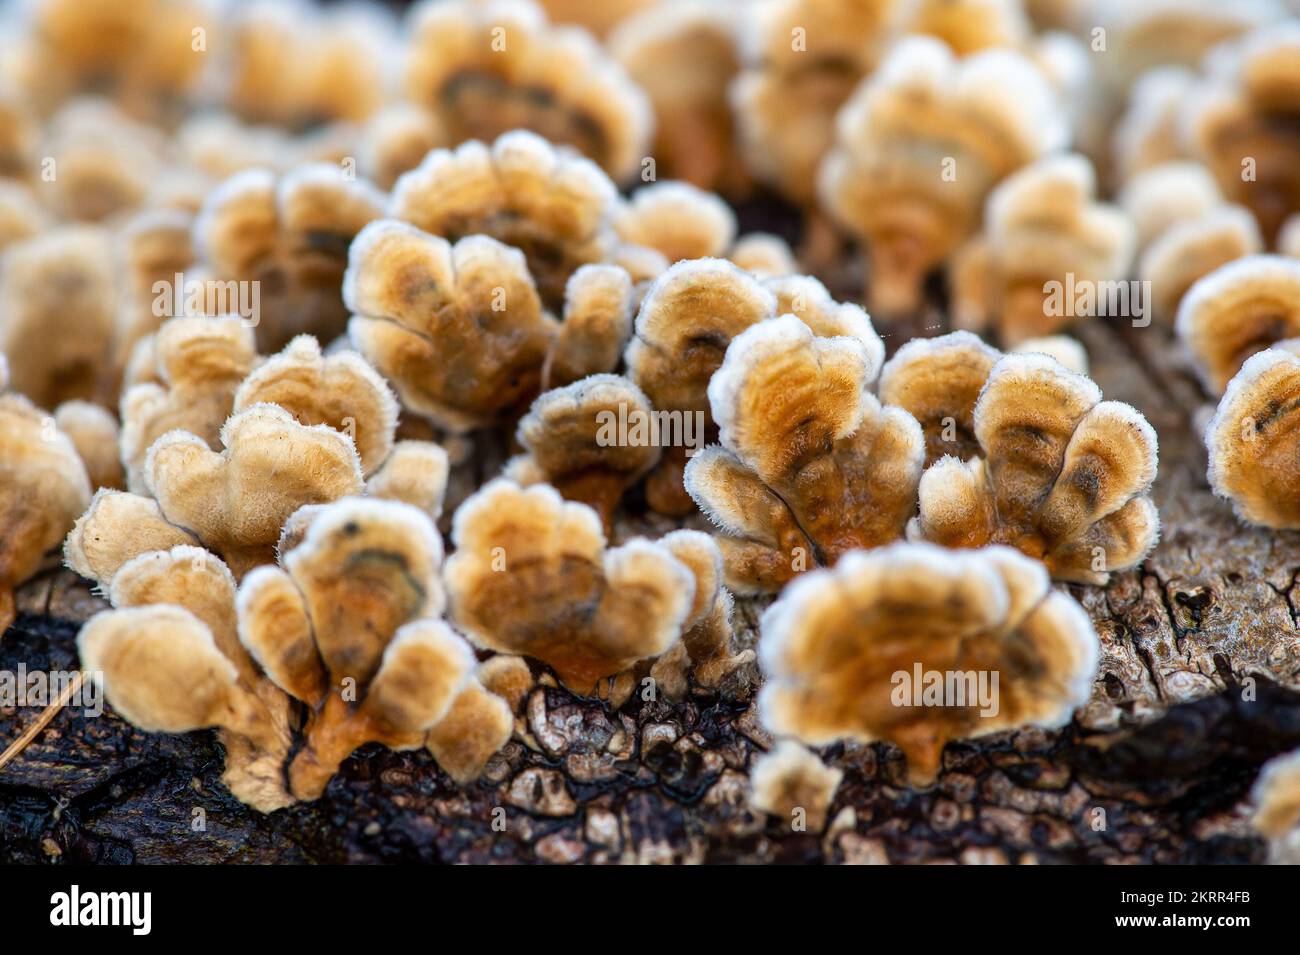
[1175,254,1300,395]
[758,541,1099,784]
[1205,347,1300,529]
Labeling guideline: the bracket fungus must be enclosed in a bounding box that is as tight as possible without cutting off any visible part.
[627,258,883,515]
[609,1,745,193]
[119,316,259,494]
[1204,348,1300,529]
[910,353,1160,585]
[878,330,1001,466]
[36,99,166,223]
[0,374,93,633]
[444,479,695,697]
[819,36,1066,316]
[0,225,116,410]
[194,164,386,351]
[544,263,635,389]
[950,154,1136,343]
[358,103,447,191]
[65,489,200,591]
[387,129,620,309]
[232,335,400,477]
[732,0,900,206]
[749,740,843,833]
[0,181,47,253]
[344,219,558,431]
[403,0,652,182]
[758,542,1100,785]
[507,374,661,531]
[685,315,922,594]
[1253,748,1300,864]
[223,0,395,129]
[142,403,364,576]
[79,498,506,809]
[1175,254,1300,396]
[1182,23,1300,244]
[9,0,214,119]
[54,401,124,492]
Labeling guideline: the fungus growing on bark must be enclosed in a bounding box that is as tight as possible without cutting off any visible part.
[544,263,635,389]
[194,163,386,350]
[614,181,737,265]
[1112,66,1196,182]
[403,0,652,182]
[651,529,753,696]
[0,381,93,632]
[507,374,661,531]
[685,315,922,594]
[143,403,364,576]
[1253,748,1300,864]
[898,0,1030,57]
[232,335,399,477]
[879,331,1001,466]
[365,441,451,520]
[1175,255,1300,395]
[729,233,799,278]
[0,225,116,409]
[423,675,514,784]
[78,498,492,809]
[949,154,1136,343]
[609,1,746,193]
[1010,336,1089,377]
[119,316,258,493]
[1140,205,1263,327]
[911,353,1159,584]
[444,479,694,696]
[732,0,900,206]
[1205,348,1300,529]
[112,208,199,375]
[38,99,165,223]
[749,741,842,832]
[1119,160,1224,251]
[344,219,558,431]
[12,0,214,118]
[64,489,200,591]
[224,0,395,128]
[626,259,884,515]
[387,130,621,309]
[358,103,446,190]
[758,542,1100,785]
[1182,23,1300,244]
[819,37,1066,316]
[54,401,124,491]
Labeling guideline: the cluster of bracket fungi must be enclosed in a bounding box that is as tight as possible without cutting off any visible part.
[0,0,1299,858]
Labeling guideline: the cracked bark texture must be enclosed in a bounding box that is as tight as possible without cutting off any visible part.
[3,318,1299,864]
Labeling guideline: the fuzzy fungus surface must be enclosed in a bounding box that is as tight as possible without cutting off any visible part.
[194,164,386,351]
[404,0,652,182]
[1205,348,1300,529]
[819,36,1066,316]
[758,542,1100,785]
[1176,254,1300,396]
[911,353,1159,585]
[444,479,695,696]
[686,315,921,594]
[345,219,559,431]
[387,129,621,310]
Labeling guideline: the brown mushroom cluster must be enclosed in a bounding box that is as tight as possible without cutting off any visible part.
[1,0,1296,868]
